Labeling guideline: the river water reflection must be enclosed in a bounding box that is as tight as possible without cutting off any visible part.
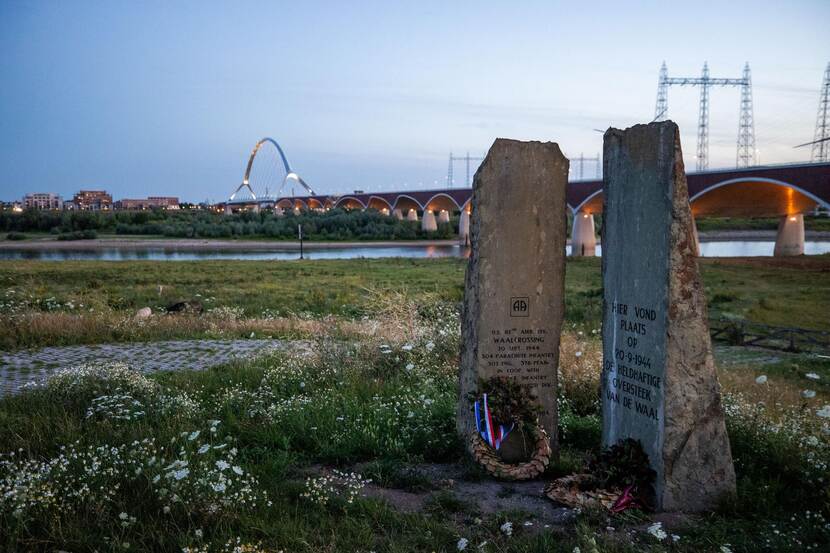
[0,241,829,261]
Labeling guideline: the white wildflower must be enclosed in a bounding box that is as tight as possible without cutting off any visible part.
[188,430,201,441]
[575,351,583,358]
[425,341,435,351]
[817,405,830,419]
[232,465,244,475]
[500,521,513,536]
[802,390,817,399]
[215,460,230,471]
[806,373,821,380]
[755,375,768,384]
[457,537,469,551]
[197,444,211,454]
[647,522,667,541]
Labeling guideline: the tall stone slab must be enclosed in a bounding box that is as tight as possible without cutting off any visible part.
[601,122,736,511]
[458,139,568,454]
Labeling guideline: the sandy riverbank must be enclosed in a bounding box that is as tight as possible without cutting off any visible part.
[0,238,464,251]
[1,230,829,250]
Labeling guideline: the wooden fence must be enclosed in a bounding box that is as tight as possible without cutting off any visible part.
[709,318,830,354]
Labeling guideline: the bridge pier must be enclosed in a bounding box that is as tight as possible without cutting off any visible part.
[274,207,284,217]
[407,209,418,222]
[421,210,437,232]
[437,209,450,224]
[774,214,805,256]
[252,204,260,214]
[224,205,232,215]
[459,210,470,244]
[393,208,404,220]
[570,211,596,256]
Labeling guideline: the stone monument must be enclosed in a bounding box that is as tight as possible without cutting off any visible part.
[601,121,736,511]
[458,138,568,455]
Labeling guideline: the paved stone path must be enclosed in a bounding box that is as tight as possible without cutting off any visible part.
[0,339,289,397]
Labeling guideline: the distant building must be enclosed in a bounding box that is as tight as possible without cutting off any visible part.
[22,192,63,210]
[72,190,112,211]
[114,196,179,210]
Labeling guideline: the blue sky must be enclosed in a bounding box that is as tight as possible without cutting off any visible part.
[1,0,828,202]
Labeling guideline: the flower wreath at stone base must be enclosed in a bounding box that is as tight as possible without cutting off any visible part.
[469,424,552,481]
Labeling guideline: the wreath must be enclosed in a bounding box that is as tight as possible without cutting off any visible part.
[467,377,552,480]
[544,438,656,511]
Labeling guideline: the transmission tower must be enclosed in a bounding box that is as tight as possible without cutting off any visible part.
[653,62,755,171]
[736,63,756,168]
[813,62,830,163]
[447,152,484,187]
[654,62,668,121]
[570,153,602,180]
[696,62,711,170]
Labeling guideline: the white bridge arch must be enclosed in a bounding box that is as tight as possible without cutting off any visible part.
[229,137,314,203]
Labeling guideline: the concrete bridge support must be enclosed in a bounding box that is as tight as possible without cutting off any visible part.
[407,209,419,222]
[437,210,450,224]
[252,204,260,214]
[393,208,404,220]
[274,207,284,217]
[459,210,470,244]
[570,212,597,256]
[421,210,438,232]
[224,205,232,215]
[774,214,805,256]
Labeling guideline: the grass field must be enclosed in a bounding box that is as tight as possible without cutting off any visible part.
[1,256,829,350]
[0,257,829,551]
[0,305,828,552]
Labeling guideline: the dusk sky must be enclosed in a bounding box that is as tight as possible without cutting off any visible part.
[1,0,828,202]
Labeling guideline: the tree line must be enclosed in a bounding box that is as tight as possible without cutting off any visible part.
[0,208,457,240]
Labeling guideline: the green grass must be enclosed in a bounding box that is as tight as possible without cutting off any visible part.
[1,256,828,351]
[695,215,830,232]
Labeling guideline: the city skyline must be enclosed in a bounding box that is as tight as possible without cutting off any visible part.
[1,0,829,202]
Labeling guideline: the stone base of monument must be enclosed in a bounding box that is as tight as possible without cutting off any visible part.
[470,425,551,481]
[497,427,536,464]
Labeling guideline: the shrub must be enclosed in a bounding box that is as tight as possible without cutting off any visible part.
[56,229,98,240]
[5,232,26,240]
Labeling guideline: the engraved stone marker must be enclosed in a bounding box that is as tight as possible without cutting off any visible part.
[458,138,568,454]
[601,122,736,511]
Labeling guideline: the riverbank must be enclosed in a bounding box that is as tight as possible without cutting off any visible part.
[0,237,463,250]
[3,230,830,250]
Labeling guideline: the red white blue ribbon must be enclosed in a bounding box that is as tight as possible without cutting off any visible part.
[474,393,514,450]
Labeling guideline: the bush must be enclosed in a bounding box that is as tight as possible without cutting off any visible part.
[5,232,26,240]
[56,229,98,241]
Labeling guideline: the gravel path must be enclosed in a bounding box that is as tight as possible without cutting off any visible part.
[0,339,289,397]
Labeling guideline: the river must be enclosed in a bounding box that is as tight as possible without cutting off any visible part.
[0,241,828,261]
